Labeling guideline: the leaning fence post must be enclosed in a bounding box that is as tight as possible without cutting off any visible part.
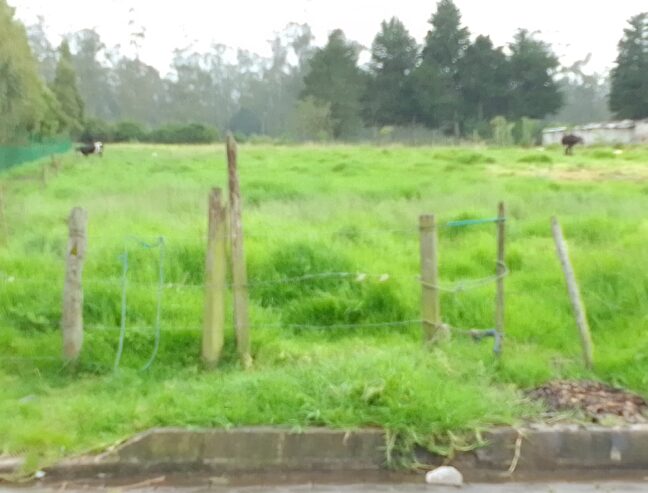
[62,207,87,362]
[551,216,594,370]
[226,134,252,368]
[495,202,506,355]
[420,214,446,343]
[202,187,227,367]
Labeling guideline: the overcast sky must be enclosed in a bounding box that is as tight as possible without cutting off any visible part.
[9,0,646,75]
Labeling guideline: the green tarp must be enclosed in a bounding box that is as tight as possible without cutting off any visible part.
[0,138,72,171]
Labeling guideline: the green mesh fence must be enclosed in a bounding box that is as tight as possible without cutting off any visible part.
[0,138,72,171]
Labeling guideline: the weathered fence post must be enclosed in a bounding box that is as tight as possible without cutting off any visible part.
[202,187,227,367]
[551,216,594,370]
[41,164,48,188]
[50,155,59,177]
[420,214,446,343]
[226,134,252,368]
[495,202,506,355]
[62,207,87,362]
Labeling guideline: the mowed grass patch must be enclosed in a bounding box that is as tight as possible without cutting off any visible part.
[2,143,648,468]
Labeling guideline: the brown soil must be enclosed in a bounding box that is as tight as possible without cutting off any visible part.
[526,380,648,423]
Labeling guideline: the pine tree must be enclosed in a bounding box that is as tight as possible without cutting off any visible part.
[301,30,364,138]
[458,35,510,125]
[609,12,648,119]
[507,30,562,120]
[363,17,418,126]
[415,0,469,135]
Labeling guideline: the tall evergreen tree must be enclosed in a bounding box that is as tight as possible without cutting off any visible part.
[609,12,648,119]
[416,0,469,135]
[363,17,418,126]
[301,29,364,138]
[458,35,510,124]
[507,29,562,119]
[51,40,84,134]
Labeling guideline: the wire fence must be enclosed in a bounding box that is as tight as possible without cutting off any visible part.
[2,210,509,371]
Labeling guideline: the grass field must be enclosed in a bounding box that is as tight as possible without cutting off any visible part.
[2,142,648,471]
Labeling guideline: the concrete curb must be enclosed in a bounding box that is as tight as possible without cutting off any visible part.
[3,425,648,482]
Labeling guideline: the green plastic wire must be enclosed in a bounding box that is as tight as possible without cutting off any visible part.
[447,217,505,228]
[113,236,165,372]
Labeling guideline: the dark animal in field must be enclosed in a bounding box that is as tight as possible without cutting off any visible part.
[561,134,584,155]
[77,141,103,157]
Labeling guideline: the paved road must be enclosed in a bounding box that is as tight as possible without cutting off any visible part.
[3,483,648,493]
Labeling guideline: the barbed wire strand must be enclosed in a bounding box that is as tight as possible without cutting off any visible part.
[1,265,507,292]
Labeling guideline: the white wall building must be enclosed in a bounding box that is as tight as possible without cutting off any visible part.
[542,119,648,146]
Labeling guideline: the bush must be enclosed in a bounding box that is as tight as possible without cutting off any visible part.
[112,121,147,142]
[147,123,219,144]
[490,116,514,146]
[79,118,113,142]
[229,108,262,136]
[513,117,543,147]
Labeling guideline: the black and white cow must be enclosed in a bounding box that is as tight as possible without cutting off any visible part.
[77,141,104,157]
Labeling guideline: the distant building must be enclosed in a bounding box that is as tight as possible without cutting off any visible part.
[542,119,648,146]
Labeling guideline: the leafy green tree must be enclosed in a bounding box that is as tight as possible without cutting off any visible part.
[458,35,510,124]
[363,17,418,126]
[415,0,469,135]
[0,0,46,143]
[114,56,165,126]
[555,57,611,124]
[50,40,84,134]
[508,30,562,119]
[27,16,57,82]
[609,12,648,119]
[70,29,118,121]
[301,29,364,138]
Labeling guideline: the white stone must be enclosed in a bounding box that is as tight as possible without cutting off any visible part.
[425,466,463,487]
[34,470,46,479]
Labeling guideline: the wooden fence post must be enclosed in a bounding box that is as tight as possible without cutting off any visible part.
[202,187,226,367]
[0,185,6,246]
[495,202,506,354]
[420,214,446,343]
[226,134,252,368]
[50,155,59,177]
[62,207,87,362]
[41,164,47,188]
[551,216,594,369]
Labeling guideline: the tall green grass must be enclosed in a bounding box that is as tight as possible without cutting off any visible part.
[2,143,648,468]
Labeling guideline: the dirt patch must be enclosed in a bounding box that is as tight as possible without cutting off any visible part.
[527,380,648,423]
[489,165,648,183]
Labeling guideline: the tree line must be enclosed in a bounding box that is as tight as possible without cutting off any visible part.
[1,0,646,145]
